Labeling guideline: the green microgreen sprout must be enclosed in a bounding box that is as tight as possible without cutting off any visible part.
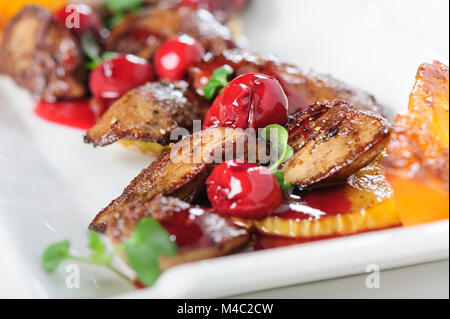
[41,217,177,287]
[261,124,294,191]
[81,31,118,70]
[104,0,144,28]
[203,65,234,100]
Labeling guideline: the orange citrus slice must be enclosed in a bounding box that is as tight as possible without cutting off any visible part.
[235,155,400,239]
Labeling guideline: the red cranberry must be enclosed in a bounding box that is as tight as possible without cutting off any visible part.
[154,35,205,81]
[203,91,222,129]
[206,161,283,219]
[55,4,103,37]
[214,74,289,130]
[89,54,155,103]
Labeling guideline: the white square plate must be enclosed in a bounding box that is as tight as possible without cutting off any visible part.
[0,0,448,298]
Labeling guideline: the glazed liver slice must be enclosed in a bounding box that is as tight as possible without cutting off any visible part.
[282,101,391,188]
[106,6,235,59]
[106,195,249,271]
[0,5,86,102]
[85,81,209,147]
[188,49,383,115]
[90,127,259,231]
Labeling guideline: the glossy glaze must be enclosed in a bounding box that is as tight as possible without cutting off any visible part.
[89,54,155,105]
[213,74,289,129]
[275,187,351,221]
[203,91,222,129]
[159,207,211,248]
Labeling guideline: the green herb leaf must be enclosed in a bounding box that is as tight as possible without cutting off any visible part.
[41,219,175,287]
[124,243,161,286]
[101,51,119,61]
[81,31,101,62]
[88,231,106,260]
[204,65,234,100]
[124,218,177,286]
[104,12,126,29]
[41,235,131,284]
[273,170,292,191]
[41,241,70,273]
[261,124,294,191]
[105,0,143,13]
[284,145,294,163]
[261,124,294,172]
[86,51,119,70]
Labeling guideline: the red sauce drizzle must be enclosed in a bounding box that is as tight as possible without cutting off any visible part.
[159,208,213,249]
[34,100,97,130]
[248,188,353,249]
[275,187,351,221]
[251,187,400,249]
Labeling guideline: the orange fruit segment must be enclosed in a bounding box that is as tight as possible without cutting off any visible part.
[0,0,66,41]
[0,1,66,32]
[384,61,449,226]
[235,155,400,239]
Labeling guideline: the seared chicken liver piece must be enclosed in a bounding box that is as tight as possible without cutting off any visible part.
[85,81,209,147]
[282,102,391,188]
[106,6,235,59]
[91,127,258,231]
[0,6,86,102]
[189,49,383,115]
[107,195,249,271]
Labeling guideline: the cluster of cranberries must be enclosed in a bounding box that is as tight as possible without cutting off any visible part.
[88,33,204,107]
[56,3,205,109]
[204,74,289,219]
[203,73,289,219]
[203,74,289,219]
[56,3,286,220]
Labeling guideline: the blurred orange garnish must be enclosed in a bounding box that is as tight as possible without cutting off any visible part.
[0,0,66,33]
[384,61,449,226]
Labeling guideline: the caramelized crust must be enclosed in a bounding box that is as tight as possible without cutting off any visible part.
[85,81,209,147]
[188,49,383,115]
[106,6,235,59]
[384,61,449,226]
[0,5,86,101]
[90,127,258,231]
[107,195,249,271]
[385,61,449,185]
[282,102,391,188]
